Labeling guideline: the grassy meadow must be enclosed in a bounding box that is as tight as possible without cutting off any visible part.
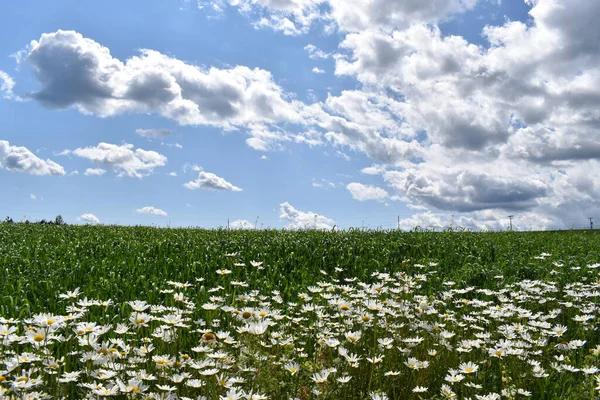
[1,223,600,399]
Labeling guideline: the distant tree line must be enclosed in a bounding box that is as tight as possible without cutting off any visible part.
[2,215,66,226]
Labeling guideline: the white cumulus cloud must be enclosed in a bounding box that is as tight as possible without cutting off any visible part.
[230,219,255,229]
[78,213,100,224]
[0,140,66,176]
[347,182,389,201]
[184,171,242,191]
[279,202,334,230]
[25,30,302,130]
[70,142,167,178]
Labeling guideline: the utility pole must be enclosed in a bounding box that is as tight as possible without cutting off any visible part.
[397,215,400,231]
[508,215,514,231]
[227,218,229,231]
[450,214,454,230]
[589,217,594,230]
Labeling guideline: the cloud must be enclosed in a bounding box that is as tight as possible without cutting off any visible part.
[71,142,167,178]
[326,0,478,32]
[312,178,336,189]
[305,90,424,163]
[0,70,15,99]
[230,219,255,229]
[325,0,600,228]
[0,140,66,176]
[279,202,334,229]
[136,206,168,216]
[161,142,183,149]
[223,0,324,35]
[78,213,100,224]
[245,123,291,151]
[384,167,548,213]
[30,193,36,200]
[304,44,330,59]
[346,182,389,201]
[312,67,325,74]
[183,163,202,173]
[168,171,177,177]
[136,128,172,138]
[361,164,386,175]
[84,168,107,176]
[397,211,446,231]
[25,30,302,129]
[184,171,242,191]
[223,0,478,34]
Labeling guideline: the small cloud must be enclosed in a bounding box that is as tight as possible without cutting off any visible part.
[136,128,173,138]
[361,165,386,175]
[279,202,334,230]
[78,213,100,224]
[161,142,183,149]
[335,150,351,161]
[136,206,168,216]
[347,182,389,202]
[84,168,107,176]
[183,163,202,173]
[0,140,66,176]
[312,178,336,189]
[168,171,178,177]
[230,219,255,229]
[70,170,79,176]
[9,48,28,65]
[0,70,15,99]
[312,67,325,74]
[304,44,330,59]
[30,193,36,200]
[260,155,268,160]
[184,171,242,191]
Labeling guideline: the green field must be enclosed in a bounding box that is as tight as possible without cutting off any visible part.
[1,224,600,399]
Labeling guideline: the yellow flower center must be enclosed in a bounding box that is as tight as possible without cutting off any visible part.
[33,334,45,342]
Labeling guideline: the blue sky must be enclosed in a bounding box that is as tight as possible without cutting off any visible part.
[1,0,599,230]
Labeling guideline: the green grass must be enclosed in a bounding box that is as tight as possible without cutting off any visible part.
[1,224,599,317]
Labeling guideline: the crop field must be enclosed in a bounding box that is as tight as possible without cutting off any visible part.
[1,224,600,399]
